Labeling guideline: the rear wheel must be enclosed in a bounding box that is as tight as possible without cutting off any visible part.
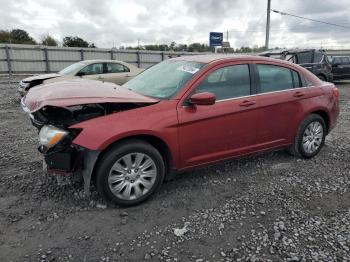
[96,140,165,206]
[289,114,326,159]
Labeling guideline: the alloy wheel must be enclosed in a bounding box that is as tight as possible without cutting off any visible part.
[302,121,324,154]
[108,152,157,201]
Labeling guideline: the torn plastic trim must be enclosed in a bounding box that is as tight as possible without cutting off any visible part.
[44,145,100,196]
[81,148,100,196]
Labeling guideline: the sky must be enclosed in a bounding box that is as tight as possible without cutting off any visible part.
[0,0,350,49]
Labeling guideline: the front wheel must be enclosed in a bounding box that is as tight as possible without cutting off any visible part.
[95,140,165,206]
[289,114,326,159]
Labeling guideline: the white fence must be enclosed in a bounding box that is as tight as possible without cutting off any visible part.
[0,44,207,75]
[1,44,350,75]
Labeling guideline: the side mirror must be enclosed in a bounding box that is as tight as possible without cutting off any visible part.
[76,72,85,77]
[189,92,216,106]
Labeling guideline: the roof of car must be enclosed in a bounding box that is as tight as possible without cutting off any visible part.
[79,59,137,65]
[170,54,291,64]
[79,59,138,68]
[259,48,326,55]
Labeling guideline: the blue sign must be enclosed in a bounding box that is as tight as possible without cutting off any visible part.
[209,32,223,47]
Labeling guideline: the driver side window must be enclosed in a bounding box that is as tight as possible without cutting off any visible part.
[196,64,251,101]
[79,63,104,75]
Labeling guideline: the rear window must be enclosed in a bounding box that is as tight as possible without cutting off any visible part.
[106,63,129,73]
[297,52,313,64]
[314,53,324,63]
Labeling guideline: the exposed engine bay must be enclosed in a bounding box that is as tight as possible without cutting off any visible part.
[30,102,151,129]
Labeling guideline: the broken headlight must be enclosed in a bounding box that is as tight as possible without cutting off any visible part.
[39,125,69,149]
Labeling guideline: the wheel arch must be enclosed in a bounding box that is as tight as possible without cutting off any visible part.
[308,109,330,134]
[91,134,174,183]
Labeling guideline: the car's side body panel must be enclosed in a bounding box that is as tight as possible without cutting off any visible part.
[71,100,182,167]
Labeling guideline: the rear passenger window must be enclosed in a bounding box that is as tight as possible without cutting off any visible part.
[196,64,251,101]
[107,63,129,73]
[257,64,294,93]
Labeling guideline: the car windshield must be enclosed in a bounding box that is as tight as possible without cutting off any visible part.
[124,60,205,99]
[59,62,86,75]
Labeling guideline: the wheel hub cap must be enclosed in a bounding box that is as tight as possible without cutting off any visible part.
[302,121,324,154]
[108,153,157,201]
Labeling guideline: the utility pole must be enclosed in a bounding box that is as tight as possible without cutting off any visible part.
[137,38,140,50]
[265,0,271,50]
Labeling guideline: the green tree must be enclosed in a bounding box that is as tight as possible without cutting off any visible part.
[0,30,11,43]
[41,35,58,46]
[9,29,36,44]
[188,43,210,52]
[62,36,96,48]
[169,41,176,50]
[176,44,188,52]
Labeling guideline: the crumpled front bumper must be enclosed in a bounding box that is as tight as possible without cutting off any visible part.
[18,81,30,97]
[41,144,100,195]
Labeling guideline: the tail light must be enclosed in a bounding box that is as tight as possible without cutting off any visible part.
[332,86,340,100]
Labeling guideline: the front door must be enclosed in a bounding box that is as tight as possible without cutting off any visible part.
[79,63,105,81]
[177,64,259,168]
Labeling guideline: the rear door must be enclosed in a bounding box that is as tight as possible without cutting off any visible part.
[103,63,132,85]
[177,63,259,168]
[254,63,313,148]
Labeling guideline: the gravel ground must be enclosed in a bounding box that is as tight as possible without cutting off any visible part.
[0,76,349,262]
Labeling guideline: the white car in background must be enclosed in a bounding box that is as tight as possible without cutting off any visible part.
[18,60,143,96]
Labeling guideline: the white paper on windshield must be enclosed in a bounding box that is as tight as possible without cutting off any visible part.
[176,65,200,74]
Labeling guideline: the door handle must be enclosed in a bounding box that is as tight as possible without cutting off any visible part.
[239,100,256,107]
[293,91,305,97]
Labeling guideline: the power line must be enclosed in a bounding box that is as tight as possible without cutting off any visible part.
[228,24,349,33]
[271,9,350,29]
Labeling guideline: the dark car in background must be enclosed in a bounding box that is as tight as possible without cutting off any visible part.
[260,49,333,82]
[330,56,350,81]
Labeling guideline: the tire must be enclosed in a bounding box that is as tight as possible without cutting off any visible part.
[289,114,326,159]
[95,140,165,206]
[318,75,326,81]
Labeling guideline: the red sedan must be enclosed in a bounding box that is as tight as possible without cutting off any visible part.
[22,55,340,206]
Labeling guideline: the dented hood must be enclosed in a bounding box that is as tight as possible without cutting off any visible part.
[22,73,62,82]
[22,79,159,113]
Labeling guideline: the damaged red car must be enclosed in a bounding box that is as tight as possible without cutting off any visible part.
[22,55,340,206]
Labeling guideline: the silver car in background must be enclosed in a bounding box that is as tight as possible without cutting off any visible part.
[18,59,143,96]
